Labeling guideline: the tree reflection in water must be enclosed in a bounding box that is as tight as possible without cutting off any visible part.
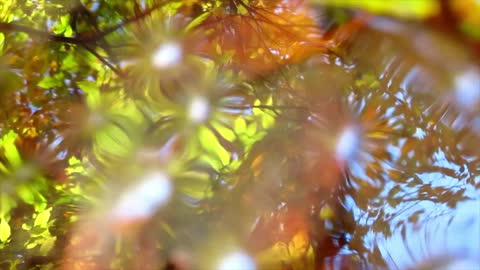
[0,2,479,270]
[326,18,480,269]
[246,16,480,269]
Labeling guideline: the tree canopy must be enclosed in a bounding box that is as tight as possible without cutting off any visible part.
[1,1,479,269]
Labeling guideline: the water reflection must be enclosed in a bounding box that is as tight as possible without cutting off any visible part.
[2,7,479,270]
[223,16,480,269]
[338,19,480,269]
[377,199,480,269]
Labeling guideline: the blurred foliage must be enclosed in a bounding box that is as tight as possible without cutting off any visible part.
[0,0,479,270]
[450,0,480,40]
[315,0,440,19]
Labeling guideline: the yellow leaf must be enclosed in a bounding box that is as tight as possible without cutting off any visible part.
[256,230,314,270]
[0,218,11,243]
[319,205,335,220]
[288,230,310,258]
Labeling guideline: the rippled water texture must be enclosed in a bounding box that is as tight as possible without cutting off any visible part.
[56,17,480,270]
[2,4,480,270]
[332,18,480,269]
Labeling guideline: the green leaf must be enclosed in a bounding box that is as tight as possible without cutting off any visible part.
[53,14,73,37]
[0,194,16,219]
[177,171,212,200]
[0,218,11,242]
[65,156,87,177]
[94,124,133,159]
[26,242,37,249]
[163,1,183,17]
[198,126,231,166]
[261,111,275,129]
[34,208,52,227]
[39,236,56,255]
[314,0,440,19]
[17,184,47,212]
[77,80,101,108]
[38,76,62,89]
[1,130,22,169]
[22,223,31,231]
[246,122,258,137]
[211,121,236,142]
[62,54,79,72]
[0,33,4,54]
[184,12,210,32]
[234,117,247,134]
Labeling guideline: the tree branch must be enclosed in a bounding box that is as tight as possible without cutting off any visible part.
[93,1,167,40]
[0,22,86,44]
[82,43,124,77]
[0,1,167,77]
[0,1,166,44]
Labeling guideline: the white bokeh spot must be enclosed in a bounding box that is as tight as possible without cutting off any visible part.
[152,41,182,69]
[454,68,480,111]
[335,125,361,164]
[217,251,256,270]
[110,171,173,221]
[188,96,210,123]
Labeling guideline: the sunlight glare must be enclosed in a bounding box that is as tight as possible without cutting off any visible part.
[453,68,480,111]
[110,171,173,221]
[188,96,210,123]
[217,251,256,270]
[335,125,361,165]
[152,41,182,69]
